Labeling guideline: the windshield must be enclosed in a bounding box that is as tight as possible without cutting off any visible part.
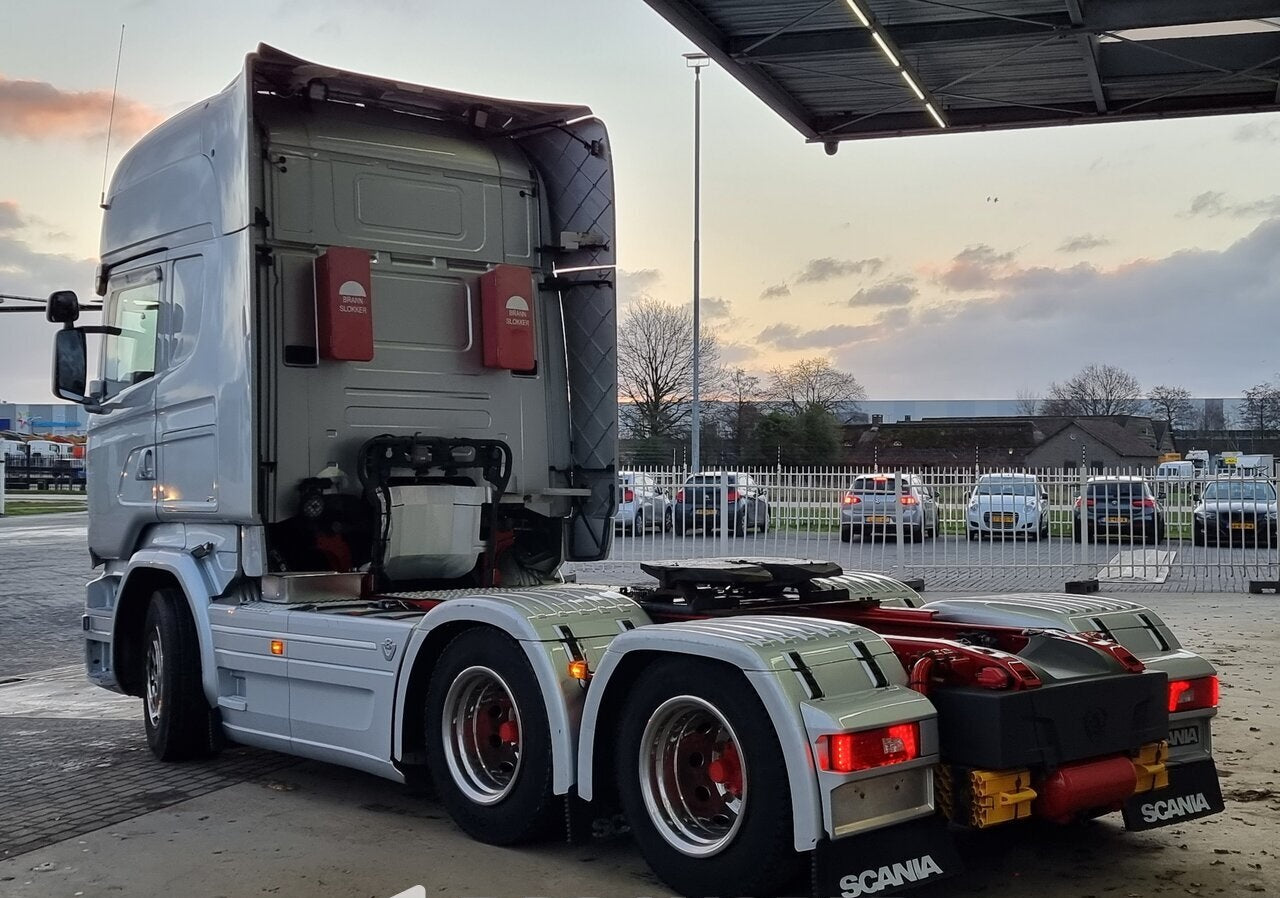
[1087,481,1149,499]
[1202,481,1276,501]
[851,477,899,493]
[975,481,1035,496]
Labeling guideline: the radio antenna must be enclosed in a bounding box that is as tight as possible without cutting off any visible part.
[99,24,125,210]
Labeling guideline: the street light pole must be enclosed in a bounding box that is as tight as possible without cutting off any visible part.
[684,52,709,473]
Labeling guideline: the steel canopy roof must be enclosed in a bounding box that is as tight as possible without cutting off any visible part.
[644,0,1280,145]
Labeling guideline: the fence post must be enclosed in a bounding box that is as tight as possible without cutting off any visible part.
[720,468,730,556]
[895,471,906,573]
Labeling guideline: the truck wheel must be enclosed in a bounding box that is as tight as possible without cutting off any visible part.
[425,629,558,845]
[142,589,217,762]
[616,659,800,898]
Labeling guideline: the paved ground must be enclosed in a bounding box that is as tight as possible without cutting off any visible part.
[1,514,1277,897]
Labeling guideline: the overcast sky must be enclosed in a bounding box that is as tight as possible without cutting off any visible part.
[2,1,1279,403]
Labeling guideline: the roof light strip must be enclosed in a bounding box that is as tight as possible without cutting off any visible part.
[844,0,947,128]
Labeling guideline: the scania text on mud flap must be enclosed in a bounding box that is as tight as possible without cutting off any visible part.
[51,46,961,898]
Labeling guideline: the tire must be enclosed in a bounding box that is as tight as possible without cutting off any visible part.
[1193,527,1206,547]
[840,524,852,543]
[425,629,559,845]
[633,510,645,535]
[142,589,218,762]
[733,512,747,537]
[676,516,688,536]
[968,528,978,541]
[615,659,802,898]
[664,509,673,533]
[757,510,769,534]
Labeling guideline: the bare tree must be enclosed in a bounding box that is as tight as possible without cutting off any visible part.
[768,357,866,417]
[617,297,721,440]
[1146,385,1195,429]
[1240,382,1280,436]
[717,366,762,461]
[1014,387,1040,416]
[1041,364,1143,416]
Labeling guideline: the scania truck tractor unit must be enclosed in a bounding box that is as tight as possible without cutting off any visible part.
[48,46,1220,898]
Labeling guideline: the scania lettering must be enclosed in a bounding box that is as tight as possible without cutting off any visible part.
[840,855,944,896]
[1142,793,1212,823]
[45,46,1224,898]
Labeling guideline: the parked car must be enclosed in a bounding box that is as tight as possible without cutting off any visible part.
[840,473,937,542]
[673,472,768,535]
[1192,477,1278,546]
[616,471,670,534]
[966,473,1049,540]
[1073,475,1165,543]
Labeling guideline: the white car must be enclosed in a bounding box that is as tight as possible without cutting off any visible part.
[967,473,1049,539]
[616,471,671,534]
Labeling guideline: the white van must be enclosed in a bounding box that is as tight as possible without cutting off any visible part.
[1155,460,1197,482]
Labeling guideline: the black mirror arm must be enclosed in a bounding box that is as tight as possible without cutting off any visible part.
[76,325,122,336]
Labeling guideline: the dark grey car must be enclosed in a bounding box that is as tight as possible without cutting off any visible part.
[1192,478,1277,546]
[673,472,769,535]
[1073,476,1165,543]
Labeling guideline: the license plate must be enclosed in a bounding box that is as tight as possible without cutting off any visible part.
[1230,521,1255,530]
[813,815,960,898]
[868,515,890,524]
[1106,516,1129,524]
[1122,759,1224,831]
[696,509,715,516]
[991,514,1014,523]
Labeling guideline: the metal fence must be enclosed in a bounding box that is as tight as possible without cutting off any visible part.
[2,453,86,491]
[588,466,1280,593]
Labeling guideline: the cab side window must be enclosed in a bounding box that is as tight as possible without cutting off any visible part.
[102,272,161,399]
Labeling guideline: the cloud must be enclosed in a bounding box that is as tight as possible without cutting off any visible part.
[795,256,883,284]
[0,217,96,400]
[616,267,663,307]
[702,296,731,319]
[720,342,757,366]
[760,283,790,299]
[0,75,163,141]
[849,278,917,307]
[1186,191,1280,219]
[0,200,24,230]
[1059,233,1111,253]
[757,322,875,350]
[937,244,1017,291]
[822,217,1280,397]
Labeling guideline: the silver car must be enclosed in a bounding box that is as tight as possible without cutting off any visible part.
[967,473,1049,540]
[840,473,937,542]
[616,471,670,534]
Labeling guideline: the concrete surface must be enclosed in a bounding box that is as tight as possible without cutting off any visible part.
[1,517,1277,897]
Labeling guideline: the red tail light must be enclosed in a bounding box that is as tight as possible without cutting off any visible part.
[623,487,634,503]
[820,722,920,773]
[900,495,918,506]
[1074,497,1096,508]
[1132,498,1156,508]
[843,493,861,505]
[675,489,684,502]
[726,489,739,503]
[1168,676,1219,713]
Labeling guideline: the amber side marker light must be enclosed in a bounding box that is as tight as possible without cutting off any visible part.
[568,659,590,681]
[270,640,285,656]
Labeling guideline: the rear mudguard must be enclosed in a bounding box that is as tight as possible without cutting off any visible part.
[575,615,939,853]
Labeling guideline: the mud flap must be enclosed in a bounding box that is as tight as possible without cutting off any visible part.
[812,816,960,897]
[1122,758,1224,830]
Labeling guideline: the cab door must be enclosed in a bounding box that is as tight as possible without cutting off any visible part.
[87,266,163,559]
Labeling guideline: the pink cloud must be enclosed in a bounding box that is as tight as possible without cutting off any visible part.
[0,75,162,141]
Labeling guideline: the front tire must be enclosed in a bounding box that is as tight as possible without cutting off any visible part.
[616,659,801,898]
[840,524,852,543]
[425,629,559,845]
[142,589,218,762]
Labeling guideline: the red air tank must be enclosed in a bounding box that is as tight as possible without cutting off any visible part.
[480,264,536,371]
[314,246,374,362]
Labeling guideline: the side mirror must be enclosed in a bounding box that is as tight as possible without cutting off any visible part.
[46,290,81,324]
[1156,490,1167,502]
[52,327,88,403]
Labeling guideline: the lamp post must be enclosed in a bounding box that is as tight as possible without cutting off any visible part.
[684,52,709,473]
